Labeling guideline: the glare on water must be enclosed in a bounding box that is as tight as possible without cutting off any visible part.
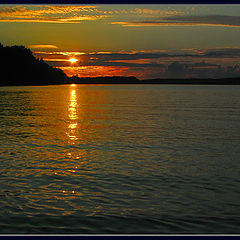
[0,84,240,234]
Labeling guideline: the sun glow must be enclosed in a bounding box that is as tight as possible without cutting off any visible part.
[69,58,78,64]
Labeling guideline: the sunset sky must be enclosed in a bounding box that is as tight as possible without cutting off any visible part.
[1,4,240,79]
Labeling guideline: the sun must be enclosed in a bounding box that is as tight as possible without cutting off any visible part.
[69,58,78,64]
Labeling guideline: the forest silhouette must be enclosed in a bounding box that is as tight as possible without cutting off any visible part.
[0,43,68,86]
[1,43,240,86]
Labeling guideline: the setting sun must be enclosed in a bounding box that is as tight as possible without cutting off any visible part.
[69,58,78,64]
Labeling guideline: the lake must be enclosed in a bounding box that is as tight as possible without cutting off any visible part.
[0,84,240,234]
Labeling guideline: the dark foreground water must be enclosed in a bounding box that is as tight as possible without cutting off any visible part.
[0,84,240,234]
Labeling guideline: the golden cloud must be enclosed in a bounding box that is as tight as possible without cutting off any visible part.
[29,44,59,49]
[0,5,107,23]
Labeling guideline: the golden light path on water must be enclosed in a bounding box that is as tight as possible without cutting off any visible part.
[63,84,82,195]
[67,84,78,145]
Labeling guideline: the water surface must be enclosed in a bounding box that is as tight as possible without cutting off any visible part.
[0,84,240,233]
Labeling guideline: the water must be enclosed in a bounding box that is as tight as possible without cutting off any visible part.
[0,84,240,234]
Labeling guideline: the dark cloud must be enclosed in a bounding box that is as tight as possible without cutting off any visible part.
[89,52,168,61]
[192,61,219,67]
[167,61,188,73]
[163,15,240,27]
[203,48,240,57]
[36,48,240,79]
[164,61,240,79]
[36,47,240,66]
[113,15,240,27]
[89,48,240,61]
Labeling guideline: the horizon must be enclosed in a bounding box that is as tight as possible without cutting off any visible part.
[1,4,240,79]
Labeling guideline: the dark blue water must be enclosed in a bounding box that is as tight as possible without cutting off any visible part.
[0,84,240,233]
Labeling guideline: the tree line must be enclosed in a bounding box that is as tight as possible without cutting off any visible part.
[0,43,68,86]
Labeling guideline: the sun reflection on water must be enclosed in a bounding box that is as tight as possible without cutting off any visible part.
[67,87,78,144]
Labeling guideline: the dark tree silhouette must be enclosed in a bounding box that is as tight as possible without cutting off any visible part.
[0,44,68,86]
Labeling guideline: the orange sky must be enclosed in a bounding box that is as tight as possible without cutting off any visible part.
[31,48,240,79]
[1,4,240,79]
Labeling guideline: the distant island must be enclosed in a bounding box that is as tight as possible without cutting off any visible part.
[70,76,240,85]
[68,76,140,84]
[1,43,240,86]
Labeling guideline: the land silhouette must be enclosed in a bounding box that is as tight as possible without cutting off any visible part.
[0,43,68,86]
[1,43,240,86]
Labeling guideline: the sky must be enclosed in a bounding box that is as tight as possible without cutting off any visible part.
[1,4,240,79]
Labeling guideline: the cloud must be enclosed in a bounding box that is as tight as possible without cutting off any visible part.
[192,61,219,67]
[59,66,134,78]
[164,61,240,79]
[58,61,240,79]
[31,48,240,79]
[202,47,240,57]
[167,61,188,73]
[28,45,59,50]
[34,47,240,67]
[33,47,240,64]
[0,5,107,23]
[111,15,240,27]
[130,8,184,17]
